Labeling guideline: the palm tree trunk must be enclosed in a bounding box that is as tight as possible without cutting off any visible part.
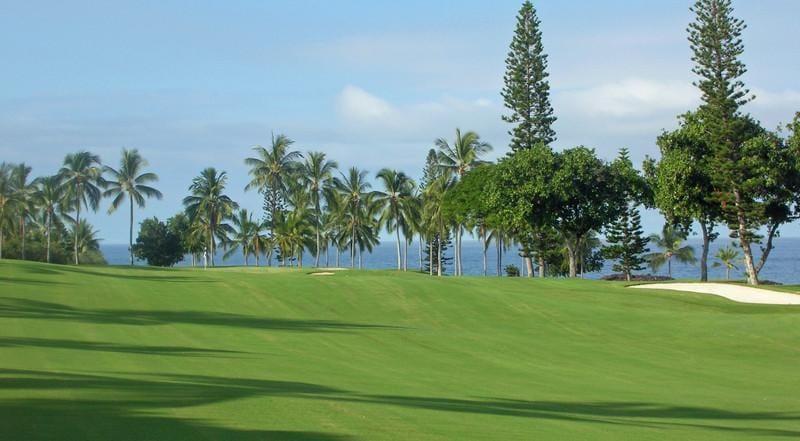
[726,267,730,280]
[428,237,433,276]
[668,258,672,278]
[20,217,26,260]
[325,244,330,267]
[129,196,134,266]
[526,257,534,278]
[209,228,215,267]
[482,232,487,277]
[336,248,341,267]
[395,228,402,270]
[699,221,711,282]
[74,201,81,265]
[46,211,52,263]
[437,232,443,277]
[538,255,545,278]
[496,234,502,277]
[315,203,321,267]
[358,249,362,270]
[403,237,408,271]
[351,228,355,269]
[419,234,423,272]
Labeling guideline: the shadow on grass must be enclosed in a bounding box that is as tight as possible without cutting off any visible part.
[0,337,247,358]
[0,369,798,439]
[9,262,219,284]
[0,369,354,441]
[0,297,401,332]
[0,276,72,287]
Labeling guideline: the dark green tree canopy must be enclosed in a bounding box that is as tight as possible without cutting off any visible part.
[133,217,185,267]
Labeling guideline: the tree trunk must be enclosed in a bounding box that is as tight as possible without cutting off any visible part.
[734,191,759,285]
[336,248,341,267]
[538,255,545,278]
[699,221,711,282]
[395,227,402,270]
[437,231,443,277]
[496,235,502,276]
[74,201,81,265]
[419,235,423,272]
[46,211,52,263]
[326,243,330,267]
[668,258,672,278]
[358,248,362,270]
[315,212,321,267]
[726,267,730,280]
[482,232,488,277]
[525,257,533,278]
[755,222,779,276]
[210,233,215,267]
[403,237,408,271]
[429,237,434,276]
[20,217,26,260]
[566,240,578,278]
[129,196,134,266]
[456,226,462,276]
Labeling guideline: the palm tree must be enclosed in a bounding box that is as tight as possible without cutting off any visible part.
[67,219,101,259]
[713,245,740,280]
[334,167,372,269]
[423,175,456,276]
[183,168,238,267]
[225,209,259,266]
[103,149,163,265]
[300,151,338,267]
[245,134,302,263]
[10,163,36,260]
[645,224,697,277]
[435,129,492,276]
[59,151,105,265]
[33,175,65,263]
[0,163,18,259]
[374,169,415,270]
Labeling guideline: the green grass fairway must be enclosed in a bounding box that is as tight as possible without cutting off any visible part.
[1,260,799,440]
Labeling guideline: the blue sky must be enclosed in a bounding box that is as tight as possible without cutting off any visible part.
[2,0,800,243]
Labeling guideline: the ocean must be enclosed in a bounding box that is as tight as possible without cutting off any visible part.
[100,237,800,284]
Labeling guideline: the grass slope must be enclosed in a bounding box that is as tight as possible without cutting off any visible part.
[1,259,799,440]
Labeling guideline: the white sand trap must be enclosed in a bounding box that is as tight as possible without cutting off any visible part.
[309,272,335,276]
[630,283,800,305]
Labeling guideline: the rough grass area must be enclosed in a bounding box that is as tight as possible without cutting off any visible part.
[1,259,799,440]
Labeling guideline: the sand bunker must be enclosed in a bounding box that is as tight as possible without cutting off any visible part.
[309,272,335,276]
[630,283,800,305]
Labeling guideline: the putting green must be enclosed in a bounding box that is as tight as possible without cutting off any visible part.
[1,259,798,440]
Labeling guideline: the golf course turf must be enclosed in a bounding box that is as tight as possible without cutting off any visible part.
[1,259,799,440]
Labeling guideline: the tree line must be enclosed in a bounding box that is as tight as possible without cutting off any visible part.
[2,1,799,286]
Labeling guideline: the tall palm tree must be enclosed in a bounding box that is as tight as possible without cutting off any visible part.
[103,148,162,265]
[645,224,697,277]
[225,209,259,266]
[33,175,65,263]
[334,167,372,269]
[68,219,101,259]
[423,175,456,276]
[713,245,740,280]
[183,168,238,267]
[0,163,18,259]
[300,151,338,267]
[59,151,105,265]
[375,168,415,270]
[10,163,35,260]
[435,129,492,276]
[245,134,302,263]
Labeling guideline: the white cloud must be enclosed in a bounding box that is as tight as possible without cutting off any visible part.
[335,85,500,140]
[337,85,394,123]
[558,78,699,118]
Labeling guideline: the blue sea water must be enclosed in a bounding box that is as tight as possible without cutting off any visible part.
[101,237,800,284]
